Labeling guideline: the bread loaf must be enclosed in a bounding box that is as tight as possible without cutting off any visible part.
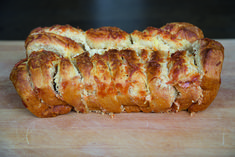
[9,22,224,118]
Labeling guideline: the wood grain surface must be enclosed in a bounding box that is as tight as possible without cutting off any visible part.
[0,40,234,157]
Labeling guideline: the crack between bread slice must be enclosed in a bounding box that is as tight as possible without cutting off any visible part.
[169,49,203,112]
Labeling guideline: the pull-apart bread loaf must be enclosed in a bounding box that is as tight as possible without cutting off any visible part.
[10,22,224,117]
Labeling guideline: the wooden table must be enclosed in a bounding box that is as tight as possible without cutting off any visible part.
[0,40,234,157]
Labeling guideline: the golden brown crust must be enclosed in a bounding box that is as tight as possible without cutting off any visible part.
[25,32,84,58]
[167,50,203,112]
[9,60,72,117]
[55,57,87,113]
[172,84,202,112]
[29,24,90,51]
[72,52,100,111]
[188,38,224,112]
[161,22,204,43]
[86,27,127,40]
[30,24,84,35]
[91,52,122,112]
[28,51,67,106]
[120,49,148,108]
[86,26,131,49]
[9,23,224,117]
[131,22,204,51]
[146,51,176,112]
[105,50,130,108]
[131,29,158,49]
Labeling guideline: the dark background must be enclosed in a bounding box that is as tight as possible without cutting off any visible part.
[0,0,234,40]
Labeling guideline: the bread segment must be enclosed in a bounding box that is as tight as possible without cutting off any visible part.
[131,23,204,53]
[188,38,224,112]
[10,59,72,118]
[105,50,130,110]
[161,22,204,43]
[30,24,89,51]
[86,27,132,49]
[146,50,176,112]
[131,28,158,50]
[167,50,202,112]
[54,57,86,112]
[72,52,100,111]
[91,52,121,113]
[120,49,149,112]
[27,51,66,106]
[10,22,224,117]
[25,32,84,58]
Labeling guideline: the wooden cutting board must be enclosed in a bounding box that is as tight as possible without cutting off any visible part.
[0,40,234,157]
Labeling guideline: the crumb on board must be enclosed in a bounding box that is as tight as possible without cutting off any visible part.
[190,112,195,117]
[109,112,114,119]
[89,110,114,118]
